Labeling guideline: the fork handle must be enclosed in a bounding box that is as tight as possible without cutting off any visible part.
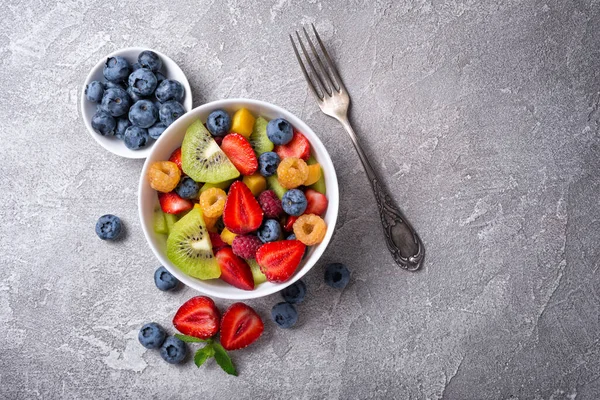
[338,118,425,271]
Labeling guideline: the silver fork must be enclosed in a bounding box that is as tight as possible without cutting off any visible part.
[290,24,425,271]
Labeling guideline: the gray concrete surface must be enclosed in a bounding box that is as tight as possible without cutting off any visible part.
[1,1,599,399]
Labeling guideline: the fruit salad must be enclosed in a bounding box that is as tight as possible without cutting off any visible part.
[147,108,328,290]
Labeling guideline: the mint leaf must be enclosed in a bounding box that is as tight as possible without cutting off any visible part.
[194,345,215,368]
[213,343,237,376]
[175,334,210,343]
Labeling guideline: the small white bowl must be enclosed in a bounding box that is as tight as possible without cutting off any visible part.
[81,47,193,159]
[138,99,339,300]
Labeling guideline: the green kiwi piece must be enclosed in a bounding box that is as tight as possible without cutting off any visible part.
[154,206,168,235]
[165,213,178,234]
[249,117,273,155]
[199,178,237,194]
[166,206,221,280]
[266,175,287,199]
[182,120,240,183]
[247,259,267,285]
[307,155,326,194]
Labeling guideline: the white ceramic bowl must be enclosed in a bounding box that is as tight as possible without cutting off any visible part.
[81,47,193,159]
[138,99,339,300]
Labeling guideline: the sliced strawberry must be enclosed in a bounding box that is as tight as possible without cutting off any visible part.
[275,131,310,161]
[304,189,328,216]
[223,181,264,234]
[221,133,258,176]
[256,240,306,283]
[220,303,264,350]
[216,248,255,290]
[209,232,227,252]
[158,192,193,215]
[173,296,220,339]
[168,147,183,171]
[283,215,298,232]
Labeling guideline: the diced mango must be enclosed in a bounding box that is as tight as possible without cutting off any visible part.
[204,215,219,232]
[243,174,267,196]
[303,163,322,186]
[220,227,237,245]
[231,108,256,138]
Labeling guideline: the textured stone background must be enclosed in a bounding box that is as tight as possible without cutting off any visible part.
[1,0,599,399]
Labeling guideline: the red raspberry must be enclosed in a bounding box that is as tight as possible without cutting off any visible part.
[231,235,262,259]
[258,190,283,219]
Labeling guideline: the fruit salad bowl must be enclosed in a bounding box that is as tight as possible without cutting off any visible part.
[138,98,339,300]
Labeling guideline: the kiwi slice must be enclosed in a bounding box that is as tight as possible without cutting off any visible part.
[182,119,240,183]
[247,259,267,285]
[307,155,326,194]
[153,206,168,235]
[249,117,273,155]
[166,206,221,280]
[199,178,237,194]
[267,175,287,199]
[165,213,178,234]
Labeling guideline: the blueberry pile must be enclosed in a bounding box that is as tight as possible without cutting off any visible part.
[85,50,186,150]
[138,322,187,364]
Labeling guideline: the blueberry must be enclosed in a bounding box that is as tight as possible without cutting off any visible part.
[104,81,125,90]
[287,234,296,240]
[138,50,163,72]
[123,126,149,150]
[95,214,122,240]
[100,87,131,117]
[126,85,146,103]
[155,79,184,103]
[175,177,200,199]
[271,302,298,329]
[258,219,281,243]
[159,100,186,127]
[115,117,132,139]
[324,263,351,289]
[267,118,293,145]
[155,71,166,85]
[85,80,104,103]
[131,62,142,71]
[128,68,158,96]
[281,280,306,304]
[129,100,158,128]
[91,110,116,136]
[258,152,280,177]
[281,189,307,216]
[160,336,187,364]
[206,109,231,137]
[103,56,130,82]
[148,122,167,139]
[154,266,179,291]
[138,322,167,349]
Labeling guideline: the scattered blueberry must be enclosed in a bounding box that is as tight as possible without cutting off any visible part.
[258,152,280,177]
[138,322,167,349]
[155,71,166,85]
[324,263,351,289]
[115,117,132,139]
[160,336,187,364]
[91,110,116,136]
[104,81,125,90]
[258,219,282,243]
[126,85,146,103]
[271,302,298,329]
[131,62,142,71]
[148,122,167,139]
[175,177,200,199]
[128,68,158,96]
[267,118,293,145]
[287,234,296,240]
[281,189,307,216]
[281,280,306,304]
[129,100,158,128]
[159,100,185,127]
[103,56,130,82]
[154,266,179,291]
[206,109,231,137]
[123,126,149,150]
[100,87,131,117]
[95,214,122,240]
[155,79,184,103]
[85,80,104,103]
[138,50,163,72]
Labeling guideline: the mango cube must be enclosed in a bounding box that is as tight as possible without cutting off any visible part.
[303,163,322,186]
[220,227,237,245]
[243,174,267,196]
[231,108,256,138]
[204,215,219,232]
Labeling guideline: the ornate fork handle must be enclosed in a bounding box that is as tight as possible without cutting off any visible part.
[338,118,425,271]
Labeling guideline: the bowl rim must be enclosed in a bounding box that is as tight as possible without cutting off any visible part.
[138,98,339,300]
[81,46,193,159]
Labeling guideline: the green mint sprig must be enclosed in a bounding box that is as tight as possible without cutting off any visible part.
[175,334,237,376]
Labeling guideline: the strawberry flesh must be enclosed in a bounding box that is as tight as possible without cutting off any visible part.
[221,133,258,176]
[304,189,328,216]
[168,147,183,171]
[173,296,220,339]
[283,215,298,232]
[223,181,264,234]
[256,240,306,283]
[275,131,310,161]
[216,247,255,290]
[158,192,193,215]
[220,303,264,351]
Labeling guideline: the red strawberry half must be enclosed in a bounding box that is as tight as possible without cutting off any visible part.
[221,133,258,176]
[256,240,306,283]
[216,247,255,290]
[304,189,328,216]
[169,147,183,171]
[220,303,264,351]
[209,232,227,252]
[275,131,310,161]
[158,192,193,215]
[283,215,298,232]
[173,296,220,339]
[223,181,264,234]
